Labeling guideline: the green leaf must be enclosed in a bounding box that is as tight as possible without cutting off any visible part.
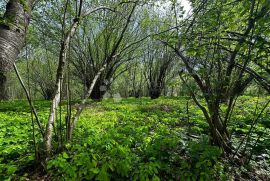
[63,152,69,159]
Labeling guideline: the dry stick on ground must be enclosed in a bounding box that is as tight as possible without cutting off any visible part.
[13,63,44,137]
[68,64,107,140]
[44,5,115,158]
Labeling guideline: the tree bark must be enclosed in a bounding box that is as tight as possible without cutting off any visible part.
[208,107,233,154]
[0,0,33,100]
[44,19,79,158]
[0,0,32,71]
[43,5,114,159]
[89,77,107,101]
[43,88,55,100]
[0,72,8,100]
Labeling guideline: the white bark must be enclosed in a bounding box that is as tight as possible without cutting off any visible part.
[44,20,79,157]
[44,6,113,158]
[68,64,107,139]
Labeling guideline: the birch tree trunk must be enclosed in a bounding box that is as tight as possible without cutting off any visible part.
[0,0,33,99]
[44,20,79,158]
[43,5,114,158]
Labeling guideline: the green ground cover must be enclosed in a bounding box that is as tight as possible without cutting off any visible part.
[0,96,269,180]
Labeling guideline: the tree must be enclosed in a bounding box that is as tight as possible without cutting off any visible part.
[0,0,34,100]
[71,2,138,100]
[127,61,145,98]
[143,43,175,99]
[164,0,270,154]
[43,0,133,158]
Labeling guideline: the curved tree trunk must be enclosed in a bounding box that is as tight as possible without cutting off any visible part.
[0,0,33,100]
[90,78,107,101]
[68,64,107,140]
[43,5,116,159]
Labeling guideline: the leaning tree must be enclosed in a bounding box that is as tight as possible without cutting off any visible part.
[0,0,34,100]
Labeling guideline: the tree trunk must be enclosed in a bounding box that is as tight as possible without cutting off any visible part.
[43,5,115,159]
[0,72,8,100]
[208,105,233,154]
[0,0,32,71]
[210,127,233,154]
[0,0,33,100]
[149,83,162,99]
[90,78,107,101]
[44,88,55,100]
[149,87,162,99]
[44,20,79,158]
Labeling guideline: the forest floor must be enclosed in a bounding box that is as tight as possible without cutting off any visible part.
[0,96,269,180]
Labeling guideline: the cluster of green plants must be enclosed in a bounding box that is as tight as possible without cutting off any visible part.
[0,101,49,180]
[0,111,33,179]
[0,96,269,180]
[47,98,226,180]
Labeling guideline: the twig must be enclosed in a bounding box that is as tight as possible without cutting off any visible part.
[13,63,44,137]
